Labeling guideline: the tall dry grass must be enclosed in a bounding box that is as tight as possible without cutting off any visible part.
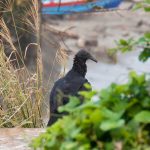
[0,46,44,127]
[0,0,68,127]
[0,0,44,127]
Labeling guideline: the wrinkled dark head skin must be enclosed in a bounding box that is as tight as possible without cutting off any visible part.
[75,50,97,63]
[73,50,97,77]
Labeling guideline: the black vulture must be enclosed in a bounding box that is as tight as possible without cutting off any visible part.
[47,50,97,126]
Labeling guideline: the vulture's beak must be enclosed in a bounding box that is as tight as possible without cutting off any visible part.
[89,55,97,63]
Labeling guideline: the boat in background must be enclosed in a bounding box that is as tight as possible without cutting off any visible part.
[42,0,123,15]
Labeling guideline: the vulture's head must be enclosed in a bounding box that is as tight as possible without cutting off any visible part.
[75,50,97,63]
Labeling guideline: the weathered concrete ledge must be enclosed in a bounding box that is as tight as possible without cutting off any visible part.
[0,128,45,150]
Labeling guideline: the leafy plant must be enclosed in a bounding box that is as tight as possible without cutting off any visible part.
[133,0,150,12]
[109,32,150,62]
[31,72,150,150]
[109,0,150,62]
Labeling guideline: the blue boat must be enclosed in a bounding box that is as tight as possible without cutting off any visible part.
[42,0,123,15]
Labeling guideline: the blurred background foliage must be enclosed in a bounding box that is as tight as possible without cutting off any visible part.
[109,0,150,62]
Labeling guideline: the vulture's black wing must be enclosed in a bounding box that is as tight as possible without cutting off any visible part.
[47,75,90,126]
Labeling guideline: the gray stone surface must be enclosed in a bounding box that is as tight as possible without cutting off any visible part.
[0,128,44,150]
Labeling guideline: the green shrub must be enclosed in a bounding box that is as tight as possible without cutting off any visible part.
[109,0,150,62]
[109,32,150,62]
[31,72,150,150]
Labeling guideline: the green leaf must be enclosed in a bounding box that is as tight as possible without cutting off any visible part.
[134,111,150,123]
[144,32,150,39]
[79,90,97,100]
[100,119,125,131]
[133,3,142,10]
[90,109,103,123]
[84,83,92,90]
[144,7,150,12]
[61,142,78,149]
[101,108,122,120]
[139,47,150,62]
[138,37,147,45]
[119,39,128,46]
[58,96,80,113]
[74,101,99,111]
